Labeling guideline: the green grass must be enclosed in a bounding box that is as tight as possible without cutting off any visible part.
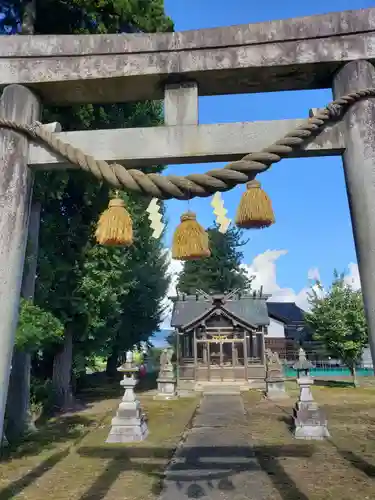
[0,381,198,500]
[242,380,375,499]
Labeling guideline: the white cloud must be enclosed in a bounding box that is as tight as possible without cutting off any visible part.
[242,250,360,311]
[160,248,361,328]
[241,250,288,294]
[241,249,301,304]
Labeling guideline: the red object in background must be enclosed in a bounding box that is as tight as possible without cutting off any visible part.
[139,364,147,377]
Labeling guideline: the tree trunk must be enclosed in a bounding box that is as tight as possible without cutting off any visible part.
[6,351,36,440]
[106,348,119,377]
[350,365,359,388]
[33,349,54,380]
[52,328,75,410]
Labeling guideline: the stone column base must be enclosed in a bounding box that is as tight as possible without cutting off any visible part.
[265,378,289,400]
[106,402,148,443]
[154,377,177,400]
[293,406,330,440]
[106,417,148,443]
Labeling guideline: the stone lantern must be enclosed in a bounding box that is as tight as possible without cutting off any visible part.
[292,348,330,440]
[106,350,148,443]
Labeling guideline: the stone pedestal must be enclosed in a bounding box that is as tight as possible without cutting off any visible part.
[265,349,288,400]
[265,377,288,400]
[154,367,177,400]
[293,375,330,440]
[106,368,148,443]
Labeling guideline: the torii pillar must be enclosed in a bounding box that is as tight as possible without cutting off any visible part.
[333,61,375,367]
[0,85,41,441]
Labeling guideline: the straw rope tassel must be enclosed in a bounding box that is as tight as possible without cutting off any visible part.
[95,197,133,246]
[235,180,275,229]
[172,211,210,261]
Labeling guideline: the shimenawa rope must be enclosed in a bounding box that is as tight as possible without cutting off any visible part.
[0,88,374,200]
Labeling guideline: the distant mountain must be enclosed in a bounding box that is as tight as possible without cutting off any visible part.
[150,329,172,348]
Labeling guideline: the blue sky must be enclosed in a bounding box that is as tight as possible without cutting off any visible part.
[161,0,372,296]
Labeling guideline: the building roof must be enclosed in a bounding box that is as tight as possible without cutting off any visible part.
[266,302,306,324]
[170,292,270,329]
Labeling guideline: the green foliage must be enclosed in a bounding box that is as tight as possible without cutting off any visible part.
[77,192,170,361]
[30,0,173,337]
[305,271,368,377]
[0,0,174,406]
[177,224,252,294]
[16,299,64,352]
[34,0,173,35]
[0,0,174,34]
[28,0,174,376]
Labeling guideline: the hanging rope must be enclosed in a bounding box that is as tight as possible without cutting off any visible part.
[0,88,374,200]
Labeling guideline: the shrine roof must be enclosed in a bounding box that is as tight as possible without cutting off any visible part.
[170,292,270,330]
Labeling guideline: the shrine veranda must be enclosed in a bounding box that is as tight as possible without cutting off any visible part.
[1,7,375,439]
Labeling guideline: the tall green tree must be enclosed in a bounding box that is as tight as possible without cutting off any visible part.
[1,0,174,412]
[79,193,169,376]
[305,271,368,387]
[177,225,251,294]
[36,1,171,409]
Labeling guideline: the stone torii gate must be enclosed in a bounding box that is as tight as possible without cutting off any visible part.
[0,7,375,438]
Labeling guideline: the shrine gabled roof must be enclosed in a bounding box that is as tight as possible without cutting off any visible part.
[170,293,270,329]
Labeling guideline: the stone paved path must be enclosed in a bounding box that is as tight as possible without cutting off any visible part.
[158,395,281,500]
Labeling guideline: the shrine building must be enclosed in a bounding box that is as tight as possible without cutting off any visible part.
[170,290,307,391]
